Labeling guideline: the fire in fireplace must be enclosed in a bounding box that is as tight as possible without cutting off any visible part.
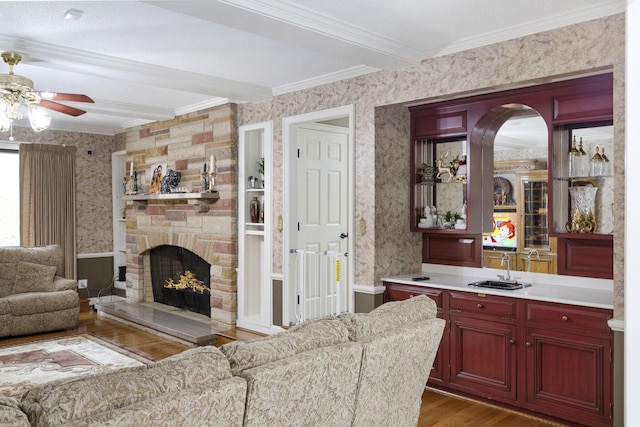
[149,245,211,317]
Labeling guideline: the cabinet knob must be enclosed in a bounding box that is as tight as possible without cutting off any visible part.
[525,341,531,347]
[477,303,484,309]
[509,339,515,345]
[562,315,568,322]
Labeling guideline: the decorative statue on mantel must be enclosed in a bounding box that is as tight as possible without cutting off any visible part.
[160,169,181,194]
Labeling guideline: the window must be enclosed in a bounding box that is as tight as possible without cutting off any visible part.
[0,147,19,245]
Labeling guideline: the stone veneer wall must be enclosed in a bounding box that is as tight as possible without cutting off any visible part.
[123,104,238,327]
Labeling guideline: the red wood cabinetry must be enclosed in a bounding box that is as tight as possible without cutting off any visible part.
[524,301,613,425]
[410,73,614,278]
[384,282,614,426]
[448,292,519,403]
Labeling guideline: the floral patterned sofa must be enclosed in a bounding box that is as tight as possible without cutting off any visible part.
[0,295,444,427]
[0,245,79,338]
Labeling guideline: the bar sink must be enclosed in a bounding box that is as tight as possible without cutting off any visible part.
[468,280,531,290]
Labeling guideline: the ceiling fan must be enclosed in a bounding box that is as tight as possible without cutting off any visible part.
[0,51,94,136]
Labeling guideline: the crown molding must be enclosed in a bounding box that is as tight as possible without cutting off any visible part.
[273,65,379,96]
[429,0,626,58]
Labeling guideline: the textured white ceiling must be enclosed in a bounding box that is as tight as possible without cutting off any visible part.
[0,0,625,135]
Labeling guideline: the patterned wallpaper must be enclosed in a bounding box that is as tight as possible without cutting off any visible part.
[237,14,626,316]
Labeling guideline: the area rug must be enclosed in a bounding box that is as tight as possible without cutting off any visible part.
[0,335,152,399]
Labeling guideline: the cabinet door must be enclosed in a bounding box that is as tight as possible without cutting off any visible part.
[449,314,518,403]
[524,327,612,426]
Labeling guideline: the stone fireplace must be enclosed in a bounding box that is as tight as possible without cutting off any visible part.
[123,104,238,328]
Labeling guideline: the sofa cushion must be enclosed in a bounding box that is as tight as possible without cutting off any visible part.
[0,245,64,298]
[20,346,233,427]
[220,318,349,376]
[0,299,10,315]
[339,294,437,341]
[5,291,78,316]
[13,262,57,294]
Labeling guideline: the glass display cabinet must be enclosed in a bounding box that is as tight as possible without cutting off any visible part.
[411,137,468,232]
[520,171,550,251]
[551,121,614,237]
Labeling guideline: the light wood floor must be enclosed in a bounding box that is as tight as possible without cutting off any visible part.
[0,309,567,427]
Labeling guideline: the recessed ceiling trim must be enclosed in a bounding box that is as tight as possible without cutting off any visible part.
[0,35,273,101]
[219,0,424,63]
[81,99,175,121]
[152,0,420,69]
[11,121,118,136]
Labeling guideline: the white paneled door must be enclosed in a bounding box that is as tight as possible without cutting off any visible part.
[294,124,349,321]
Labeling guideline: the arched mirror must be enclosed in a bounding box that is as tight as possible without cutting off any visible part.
[476,105,554,274]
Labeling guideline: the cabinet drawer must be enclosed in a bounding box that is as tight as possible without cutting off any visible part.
[449,291,517,319]
[526,302,611,333]
[383,282,443,307]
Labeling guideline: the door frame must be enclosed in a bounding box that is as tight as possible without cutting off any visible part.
[282,105,355,325]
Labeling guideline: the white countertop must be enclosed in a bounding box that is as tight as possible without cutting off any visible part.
[382,266,614,310]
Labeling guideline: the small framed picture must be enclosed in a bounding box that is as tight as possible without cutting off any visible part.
[149,163,166,194]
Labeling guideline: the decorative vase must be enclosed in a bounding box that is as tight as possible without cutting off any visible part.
[250,197,260,223]
[566,186,597,233]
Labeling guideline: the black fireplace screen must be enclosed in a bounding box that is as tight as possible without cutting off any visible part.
[149,245,211,316]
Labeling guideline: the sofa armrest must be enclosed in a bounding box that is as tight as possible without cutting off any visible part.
[53,276,77,291]
[0,397,29,427]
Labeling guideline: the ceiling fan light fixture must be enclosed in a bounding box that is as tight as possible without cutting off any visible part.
[39,92,56,100]
[28,106,51,132]
[0,102,11,132]
[63,9,83,20]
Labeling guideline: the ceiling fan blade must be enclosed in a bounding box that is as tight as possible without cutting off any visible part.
[37,92,94,103]
[38,99,87,117]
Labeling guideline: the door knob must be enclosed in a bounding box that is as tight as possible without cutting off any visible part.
[339,232,348,239]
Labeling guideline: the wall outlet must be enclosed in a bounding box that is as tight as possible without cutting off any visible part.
[78,279,88,289]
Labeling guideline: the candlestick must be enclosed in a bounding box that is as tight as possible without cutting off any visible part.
[208,171,216,192]
[210,154,215,172]
[129,160,133,177]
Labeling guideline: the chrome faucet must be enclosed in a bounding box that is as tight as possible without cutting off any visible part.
[526,249,541,272]
[498,252,512,281]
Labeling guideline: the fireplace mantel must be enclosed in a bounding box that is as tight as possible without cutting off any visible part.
[123,191,219,201]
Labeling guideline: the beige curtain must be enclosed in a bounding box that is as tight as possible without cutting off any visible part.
[19,143,77,279]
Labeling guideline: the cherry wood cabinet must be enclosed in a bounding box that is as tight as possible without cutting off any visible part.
[524,301,613,425]
[448,291,519,404]
[383,281,614,426]
[410,73,613,278]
